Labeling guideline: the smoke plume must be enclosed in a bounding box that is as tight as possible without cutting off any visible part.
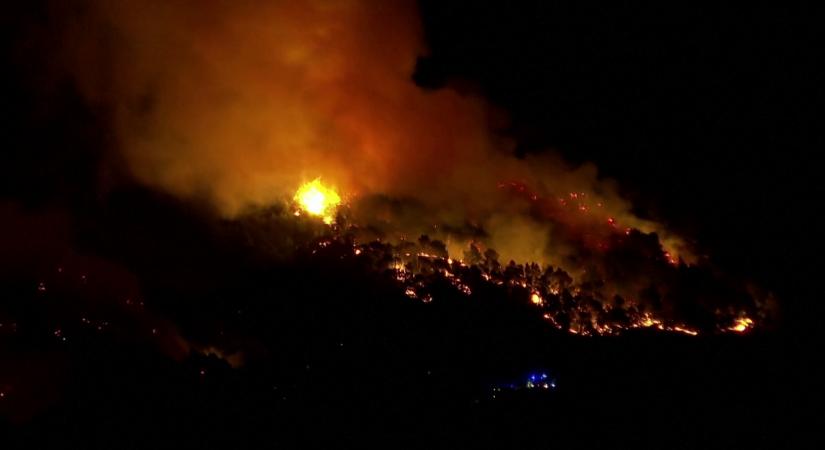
[48,0,693,269]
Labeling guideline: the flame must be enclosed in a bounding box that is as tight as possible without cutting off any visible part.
[728,317,754,333]
[294,179,341,225]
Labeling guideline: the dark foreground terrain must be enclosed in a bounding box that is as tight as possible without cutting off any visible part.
[1,201,816,448]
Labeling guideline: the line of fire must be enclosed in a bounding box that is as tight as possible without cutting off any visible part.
[291,178,764,337]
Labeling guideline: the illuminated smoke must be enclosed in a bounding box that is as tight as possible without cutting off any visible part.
[52,0,686,262]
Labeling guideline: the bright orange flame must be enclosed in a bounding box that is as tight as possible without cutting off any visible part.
[530,292,543,305]
[639,314,657,328]
[728,317,754,333]
[294,178,341,224]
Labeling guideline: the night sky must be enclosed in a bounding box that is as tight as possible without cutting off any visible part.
[1,2,822,448]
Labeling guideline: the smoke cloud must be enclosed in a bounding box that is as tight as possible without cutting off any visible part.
[51,0,689,269]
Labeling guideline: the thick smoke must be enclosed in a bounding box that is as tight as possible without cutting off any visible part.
[53,0,690,269]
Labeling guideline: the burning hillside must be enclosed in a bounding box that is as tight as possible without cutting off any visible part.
[284,179,765,337]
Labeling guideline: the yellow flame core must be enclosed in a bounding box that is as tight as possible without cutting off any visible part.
[294,179,341,224]
[729,317,754,333]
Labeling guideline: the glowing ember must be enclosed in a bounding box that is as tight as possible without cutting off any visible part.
[672,326,699,336]
[530,292,543,305]
[294,178,341,224]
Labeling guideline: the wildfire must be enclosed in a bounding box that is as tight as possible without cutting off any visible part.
[305,235,761,338]
[294,178,341,224]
